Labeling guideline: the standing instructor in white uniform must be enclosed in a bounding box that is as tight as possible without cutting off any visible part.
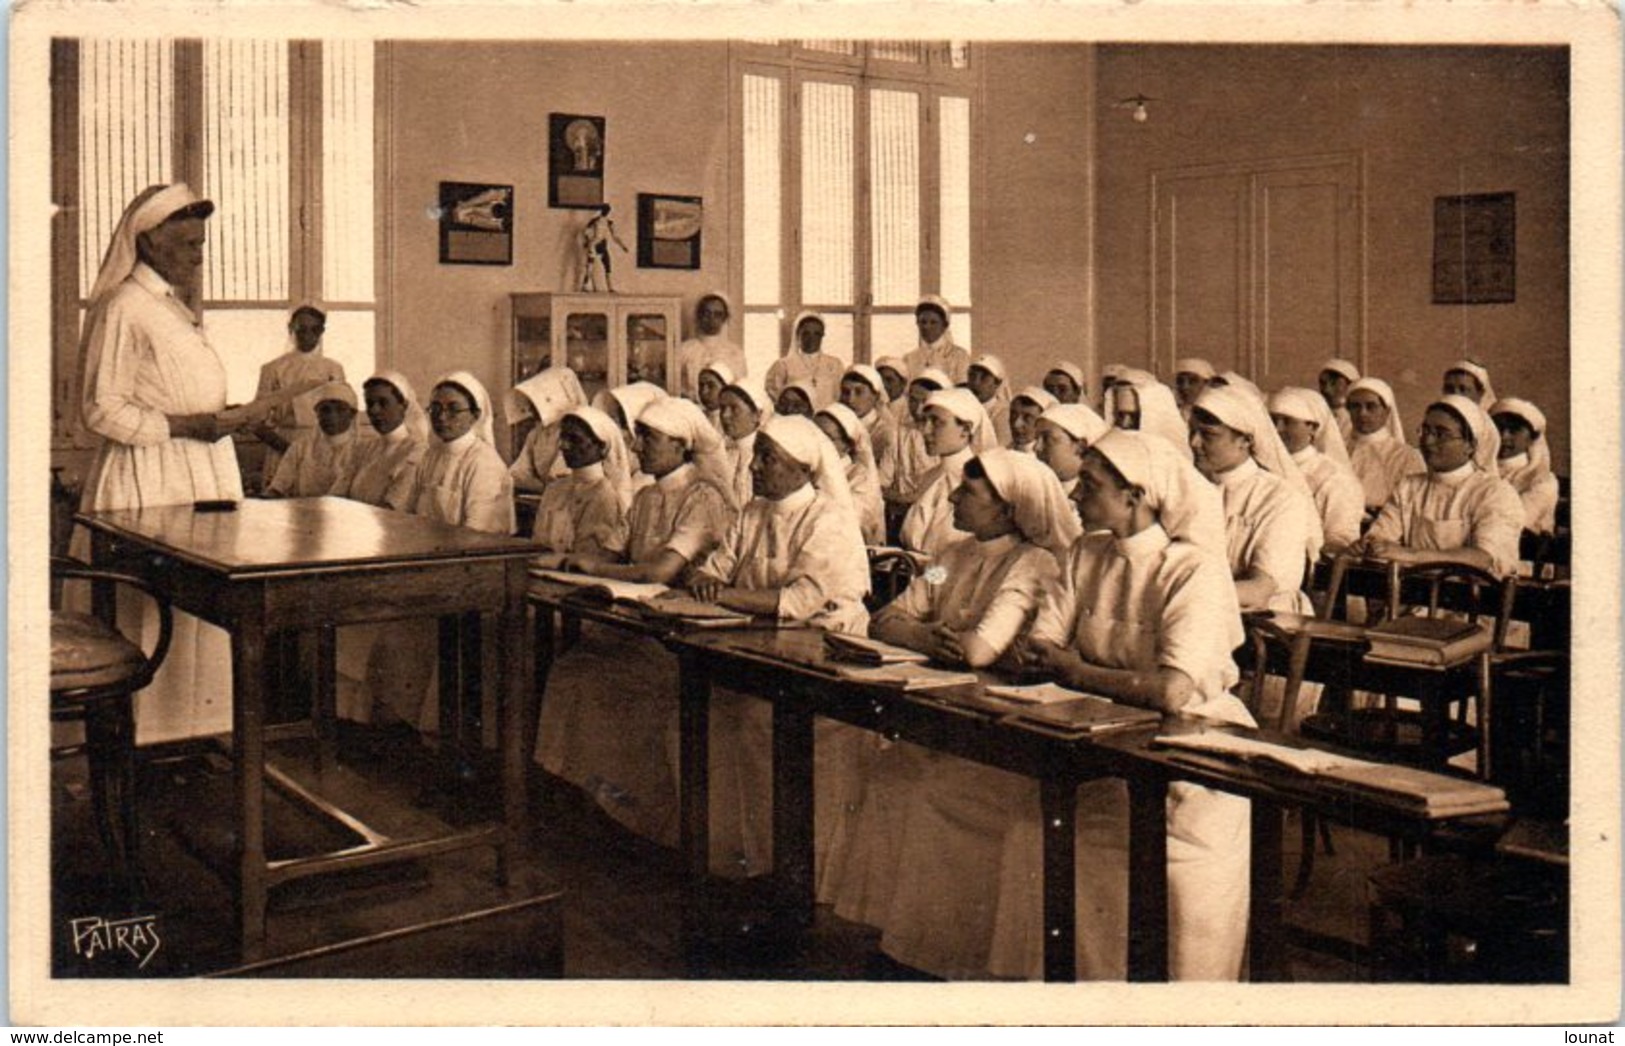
[77,183,246,744]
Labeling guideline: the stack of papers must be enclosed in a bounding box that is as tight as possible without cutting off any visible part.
[833,663,980,691]
[529,569,670,604]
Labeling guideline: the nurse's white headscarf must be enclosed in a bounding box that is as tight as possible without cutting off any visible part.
[637,395,735,502]
[1039,402,1111,446]
[432,370,497,445]
[697,290,734,324]
[1428,395,1500,473]
[1268,386,1351,468]
[592,381,668,432]
[1090,428,1229,561]
[88,183,215,306]
[507,366,587,428]
[564,404,635,511]
[757,413,856,512]
[1445,359,1498,409]
[722,377,775,420]
[923,387,997,454]
[816,403,878,474]
[700,360,739,390]
[1011,386,1058,413]
[312,381,358,410]
[788,311,826,353]
[778,379,819,414]
[1175,357,1217,380]
[911,366,951,392]
[1195,384,1323,563]
[1045,360,1087,396]
[976,448,1082,561]
[1113,371,1192,460]
[366,369,431,442]
[874,356,909,382]
[842,364,891,407]
[1489,396,1552,474]
[1346,377,1408,445]
[1320,358,1361,385]
[1214,370,1265,404]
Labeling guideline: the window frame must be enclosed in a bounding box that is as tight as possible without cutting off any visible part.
[730,41,980,371]
[49,37,387,448]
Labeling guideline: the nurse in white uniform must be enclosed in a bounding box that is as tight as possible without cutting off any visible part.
[993,429,1253,980]
[898,387,996,557]
[76,183,244,744]
[1345,377,1426,518]
[1268,386,1365,552]
[871,450,1080,978]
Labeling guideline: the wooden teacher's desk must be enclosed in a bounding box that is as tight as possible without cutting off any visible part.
[78,496,538,956]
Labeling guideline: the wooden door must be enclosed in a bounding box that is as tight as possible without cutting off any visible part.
[1152,154,1363,387]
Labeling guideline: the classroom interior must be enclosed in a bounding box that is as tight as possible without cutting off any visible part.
[39,37,1580,996]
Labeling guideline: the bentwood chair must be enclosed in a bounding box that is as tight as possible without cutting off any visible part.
[51,555,173,898]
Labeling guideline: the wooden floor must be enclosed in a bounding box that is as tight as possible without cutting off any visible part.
[48,723,1411,982]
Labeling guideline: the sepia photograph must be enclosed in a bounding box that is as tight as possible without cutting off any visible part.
[8,0,1620,1029]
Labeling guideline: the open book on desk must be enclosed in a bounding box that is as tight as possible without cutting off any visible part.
[823,632,929,666]
[834,662,979,691]
[1153,732,1509,818]
[529,569,670,604]
[978,684,1162,735]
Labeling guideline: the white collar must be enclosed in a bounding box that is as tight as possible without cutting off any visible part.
[1290,445,1321,466]
[654,462,695,492]
[1115,522,1172,560]
[379,423,411,445]
[321,427,357,448]
[976,532,1023,558]
[1429,460,1476,485]
[940,446,974,469]
[573,462,607,484]
[766,482,817,515]
[1499,451,1531,472]
[439,429,480,456]
[1214,456,1262,488]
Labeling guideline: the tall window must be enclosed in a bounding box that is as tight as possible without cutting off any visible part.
[734,41,976,379]
[52,38,380,444]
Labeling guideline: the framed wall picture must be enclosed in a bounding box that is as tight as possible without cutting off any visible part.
[549,113,606,209]
[1432,192,1516,304]
[637,193,703,270]
[439,182,513,265]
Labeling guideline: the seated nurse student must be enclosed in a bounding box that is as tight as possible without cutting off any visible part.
[1490,397,1561,536]
[1007,386,1057,456]
[506,366,588,494]
[264,381,368,498]
[410,372,515,535]
[840,364,899,492]
[858,452,1078,978]
[992,429,1252,981]
[695,361,734,434]
[1190,385,1321,613]
[885,366,951,513]
[330,371,429,511]
[815,403,886,545]
[965,353,1014,447]
[686,415,872,880]
[535,395,735,852]
[898,387,997,557]
[1268,386,1364,552]
[1355,394,1524,577]
[527,406,632,568]
[715,377,773,511]
[1042,360,1087,406]
[1319,358,1361,446]
[775,379,817,419]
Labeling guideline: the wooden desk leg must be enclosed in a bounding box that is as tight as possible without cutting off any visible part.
[232,624,269,958]
[677,648,712,974]
[1248,800,1288,982]
[1127,776,1169,982]
[437,616,460,791]
[460,611,483,775]
[314,626,337,780]
[1421,687,1449,770]
[1039,777,1078,982]
[498,565,532,884]
[772,701,815,931]
[528,607,557,767]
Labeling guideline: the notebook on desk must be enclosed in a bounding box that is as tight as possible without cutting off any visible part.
[528,568,671,604]
[957,684,1162,736]
[1363,616,1492,667]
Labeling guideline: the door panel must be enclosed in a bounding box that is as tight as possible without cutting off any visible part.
[1154,173,1250,375]
[1152,155,1363,386]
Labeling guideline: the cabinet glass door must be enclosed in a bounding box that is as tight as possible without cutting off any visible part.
[564,311,611,399]
[626,312,670,390]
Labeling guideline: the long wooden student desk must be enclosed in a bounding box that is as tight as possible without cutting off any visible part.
[78,496,538,957]
[529,580,1514,983]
